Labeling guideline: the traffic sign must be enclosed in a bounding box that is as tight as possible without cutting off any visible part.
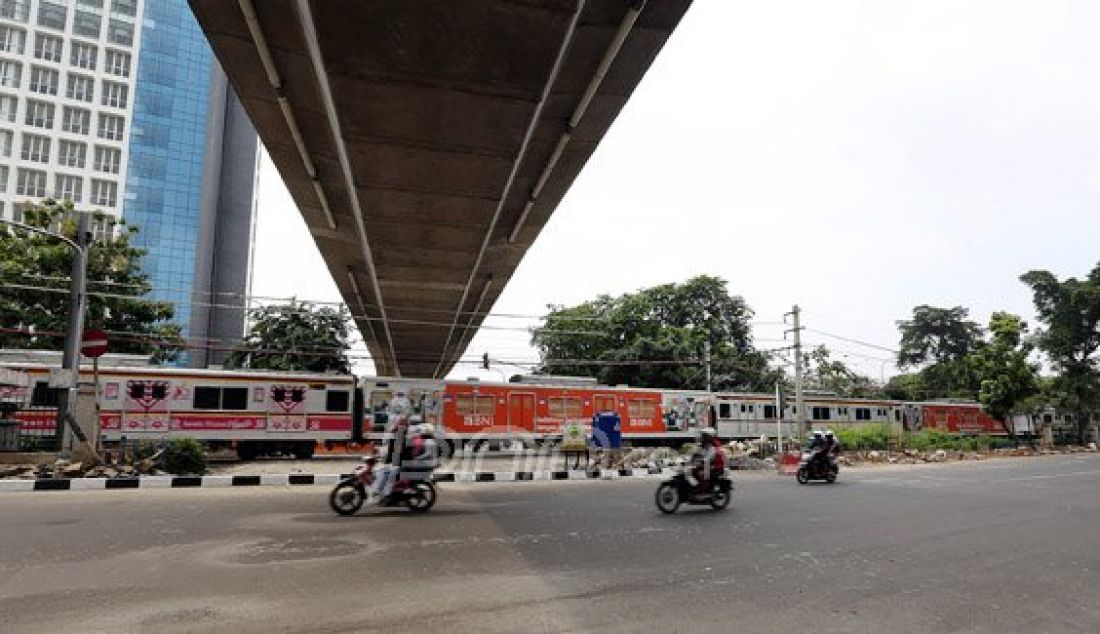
[81,329,109,358]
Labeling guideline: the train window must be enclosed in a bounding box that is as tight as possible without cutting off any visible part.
[31,381,62,407]
[456,394,494,416]
[628,399,657,419]
[763,405,777,419]
[855,408,871,421]
[222,388,248,410]
[193,386,220,410]
[370,391,392,412]
[549,397,583,418]
[326,390,350,412]
[719,403,731,419]
[812,406,831,420]
[748,405,755,413]
[895,410,901,422]
[739,404,746,413]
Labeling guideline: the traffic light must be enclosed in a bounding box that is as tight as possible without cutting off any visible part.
[482,352,490,370]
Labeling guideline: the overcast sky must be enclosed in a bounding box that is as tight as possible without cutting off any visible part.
[251,0,1100,381]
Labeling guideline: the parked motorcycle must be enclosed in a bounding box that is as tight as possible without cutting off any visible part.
[795,452,839,484]
[329,456,437,516]
[654,467,733,514]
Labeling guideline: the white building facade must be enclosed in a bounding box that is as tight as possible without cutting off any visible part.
[0,0,143,221]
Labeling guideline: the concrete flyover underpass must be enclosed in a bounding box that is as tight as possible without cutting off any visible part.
[187,0,693,377]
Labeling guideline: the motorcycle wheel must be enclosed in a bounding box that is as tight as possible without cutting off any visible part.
[825,470,837,484]
[405,481,437,514]
[330,481,365,516]
[655,482,681,514]
[709,488,731,510]
[795,467,810,485]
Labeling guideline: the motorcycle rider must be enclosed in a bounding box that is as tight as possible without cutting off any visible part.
[824,429,841,468]
[690,427,722,493]
[807,430,827,475]
[371,397,411,503]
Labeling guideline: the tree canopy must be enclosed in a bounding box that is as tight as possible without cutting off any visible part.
[0,199,181,361]
[972,312,1039,438]
[1020,263,1100,443]
[225,300,352,374]
[531,276,781,391]
[802,345,879,398]
[896,305,984,398]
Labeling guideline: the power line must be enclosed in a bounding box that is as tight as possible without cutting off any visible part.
[804,327,899,354]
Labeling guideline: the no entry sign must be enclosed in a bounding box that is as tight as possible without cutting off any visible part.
[81,329,109,358]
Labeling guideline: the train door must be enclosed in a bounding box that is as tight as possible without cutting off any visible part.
[508,392,535,433]
[594,394,617,414]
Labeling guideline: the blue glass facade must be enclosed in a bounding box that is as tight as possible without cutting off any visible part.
[124,0,214,349]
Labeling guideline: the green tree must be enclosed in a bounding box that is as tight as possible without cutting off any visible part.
[532,276,781,391]
[802,345,880,398]
[883,372,924,401]
[897,305,984,397]
[0,199,181,361]
[1020,263,1100,444]
[970,312,1039,440]
[225,300,352,373]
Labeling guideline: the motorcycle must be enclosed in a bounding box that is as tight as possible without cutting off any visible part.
[329,456,437,516]
[796,451,839,484]
[654,464,733,514]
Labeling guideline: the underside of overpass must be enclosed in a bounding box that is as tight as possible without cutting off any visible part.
[188,0,692,377]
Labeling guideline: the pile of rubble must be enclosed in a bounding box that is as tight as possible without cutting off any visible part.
[0,457,164,480]
[840,442,1099,466]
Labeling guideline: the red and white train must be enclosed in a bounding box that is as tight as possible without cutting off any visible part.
[0,358,1015,458]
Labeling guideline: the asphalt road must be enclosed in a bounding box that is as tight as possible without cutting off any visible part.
[2,455,1099,633]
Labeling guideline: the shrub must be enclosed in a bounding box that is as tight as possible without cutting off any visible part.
[159,437,207,475]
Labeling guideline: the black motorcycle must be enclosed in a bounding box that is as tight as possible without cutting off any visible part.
[654,467,733,514]
[795,451,839,484]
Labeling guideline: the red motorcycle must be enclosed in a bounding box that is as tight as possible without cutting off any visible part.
[329,456,437,516]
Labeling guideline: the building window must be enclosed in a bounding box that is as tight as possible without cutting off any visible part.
[28,66,58,95]
[72,10,101,39]
[16,168,46,197]
[58,139,86,167]
[24,99,54,128]
[90,178,117,206]
[106,18,132,46]
[93,145,120,173]
[0,95,15,123]
[104,49,129,77]
[19,133,49,162]
[0,1,31,22]
[70,42,97,70]
[62,106,90,134]
[101,80,127,108]
[0,129,11,157]
[0,165,8,193]
[97,113,124,140]
[110,0,136,18]
[66,73,94,102]
[36,1,67,31]
[0,25,26,54]
[53,173,82,202]
[0,59,20,88]
[33,32,63,61]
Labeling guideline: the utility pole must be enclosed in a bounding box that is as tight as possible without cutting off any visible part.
[1,213,91,455]
[58,212,91,453]
[785,305,807,438]
[703,340,711,393]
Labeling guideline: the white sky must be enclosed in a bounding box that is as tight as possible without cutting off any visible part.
[252,0,1100,382]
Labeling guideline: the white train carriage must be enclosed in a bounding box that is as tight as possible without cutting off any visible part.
[7,363,356,459]
[714,392,903,439]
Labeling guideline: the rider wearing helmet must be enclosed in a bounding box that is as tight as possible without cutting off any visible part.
[372,397,412,503]
[824,429,841,465]
[692,427,723,492]
[807,430,827,473]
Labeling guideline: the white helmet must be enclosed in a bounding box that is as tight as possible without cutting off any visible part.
[812,430,824,438]
[824,430,835,438]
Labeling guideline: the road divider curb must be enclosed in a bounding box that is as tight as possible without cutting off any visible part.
[0,466,724,493]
